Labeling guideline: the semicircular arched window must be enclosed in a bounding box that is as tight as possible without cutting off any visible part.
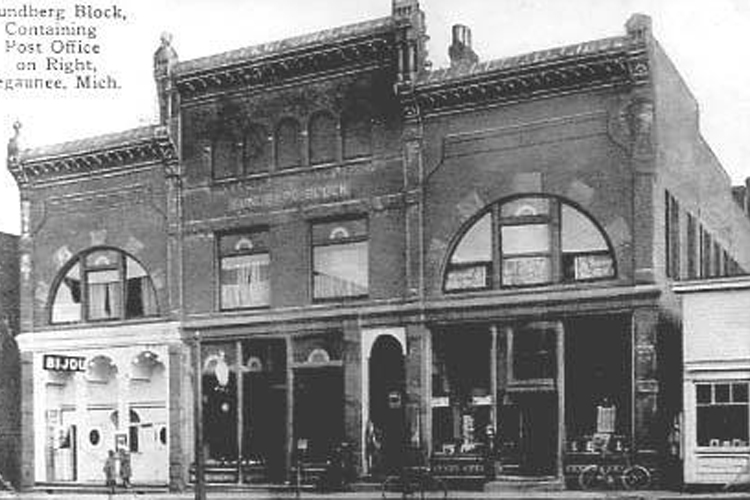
[444,195,616,291]
[50,248,158,324]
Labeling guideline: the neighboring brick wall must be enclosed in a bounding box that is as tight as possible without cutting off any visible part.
[652,42,750,278]
[0,233,19,488]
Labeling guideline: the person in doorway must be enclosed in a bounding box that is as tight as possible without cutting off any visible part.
[118,448,132,488]
[103,450,117,494]
[365,420,382,475]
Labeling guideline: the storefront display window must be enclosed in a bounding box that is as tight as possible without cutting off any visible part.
[202,344,239,464]
[444,195,615,291]
[696,382,749,447]
[201,339,289,482]
[431,329,491,454]
[564,316,630,451]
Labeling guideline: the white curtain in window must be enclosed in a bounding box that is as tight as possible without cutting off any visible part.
[221,254,270,308]
[88,270,122,319]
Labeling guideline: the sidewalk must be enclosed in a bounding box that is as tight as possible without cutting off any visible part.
[1,489,750,500]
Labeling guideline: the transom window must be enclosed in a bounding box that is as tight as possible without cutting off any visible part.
[312,218,368,300]
[444,195,615,291]
[696,382,749,448]
[50,248,158,323]
[219,230,271,309]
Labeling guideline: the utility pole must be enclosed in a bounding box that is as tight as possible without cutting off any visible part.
[193,331,206,500]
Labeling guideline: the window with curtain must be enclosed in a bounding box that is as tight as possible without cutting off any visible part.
[219,230,270,309]
[50,248,158,323]
[444,195,616,291]
[312,218,368,299]
[308,112,337,165]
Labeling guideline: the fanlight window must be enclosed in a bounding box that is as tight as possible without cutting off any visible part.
[444,196,615,291]
[51,248,158,323]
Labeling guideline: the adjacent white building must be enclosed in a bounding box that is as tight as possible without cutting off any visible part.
[674,277,750,486]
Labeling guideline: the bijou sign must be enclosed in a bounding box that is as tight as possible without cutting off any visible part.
[43,354,87,372]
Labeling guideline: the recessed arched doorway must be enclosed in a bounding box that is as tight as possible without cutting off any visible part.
[368,335,406,475]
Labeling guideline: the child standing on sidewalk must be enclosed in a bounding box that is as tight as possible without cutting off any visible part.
[103,450,117,494]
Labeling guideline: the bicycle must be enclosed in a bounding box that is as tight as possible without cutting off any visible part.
[578,447,651,490]
[381,465,448,499]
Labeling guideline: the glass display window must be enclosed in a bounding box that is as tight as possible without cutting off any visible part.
[431,329,492,454]
[696,381,749,448]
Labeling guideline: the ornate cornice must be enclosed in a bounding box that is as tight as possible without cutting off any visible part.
[10,125,177,185]
[174,21,396,100]
[401,35,649,119]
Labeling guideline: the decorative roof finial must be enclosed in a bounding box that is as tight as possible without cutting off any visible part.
[626,13,652,42]
[154,31,178,76]
[154,32,179,124]
[7,120,21,161]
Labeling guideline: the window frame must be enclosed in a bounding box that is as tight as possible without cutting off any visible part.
[242,122,270,176]
[48,247,158,325]
[310,217,369,301]
[217,228,272,311]
[443,195,617,293]
[307,111,339,166]
[275,117,302,170]
[695,381,750,450]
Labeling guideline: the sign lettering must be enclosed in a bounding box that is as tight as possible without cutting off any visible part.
[43,354,86,372]
[228,182,351,212]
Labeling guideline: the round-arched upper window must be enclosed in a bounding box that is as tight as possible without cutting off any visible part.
[50,248,158,324]
[444,196,616,291]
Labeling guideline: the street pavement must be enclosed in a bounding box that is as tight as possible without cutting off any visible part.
[1,488,750,500]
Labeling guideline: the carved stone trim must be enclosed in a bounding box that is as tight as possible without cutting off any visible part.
[403,39,649,118]
[13,133,177,183]
[175,35,395,100]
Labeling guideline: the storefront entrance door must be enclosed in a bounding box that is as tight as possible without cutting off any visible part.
[369,335,406,474]
[517,392,557,475]
[499,321,563,478]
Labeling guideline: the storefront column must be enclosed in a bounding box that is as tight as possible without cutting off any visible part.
[167,343,186,490]
[20,351,34,489]
[489,326,498,433]
[632,308,659,451]
[285,336,294,483]
[405,324,430,456]
[342,320,362,473]
[235,341,243,485]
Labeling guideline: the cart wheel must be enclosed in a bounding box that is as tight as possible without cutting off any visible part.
[622,465,651,490]
[578,465,602,490]
[426,475,448,499]
[382,475,417,499]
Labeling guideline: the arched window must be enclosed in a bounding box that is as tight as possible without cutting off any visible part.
[342,106,372,159]
[308,112,338,165]
[211,136,242,180]
[243,123,269,175]
[444,195,615,291]
[50,248,158,324]
[275,118,301,170]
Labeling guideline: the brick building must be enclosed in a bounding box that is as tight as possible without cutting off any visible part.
[0,232,19,489]
[7,0,750,491]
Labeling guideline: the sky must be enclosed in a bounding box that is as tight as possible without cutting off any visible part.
[1,0,749,235]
